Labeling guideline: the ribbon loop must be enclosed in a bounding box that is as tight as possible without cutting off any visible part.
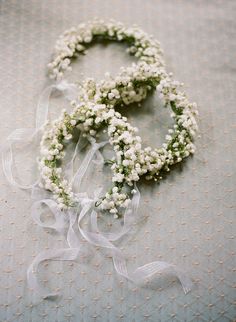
[1,128,39,190]
[36,80,77,129]
[31,199,65,233]
[1,80,77,190]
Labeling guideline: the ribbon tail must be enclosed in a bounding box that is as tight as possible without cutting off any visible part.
[28,201,82,299]
[67,210,81,248]
[27,247,80,300]
[77,195,193,294]
[130,261,193,294]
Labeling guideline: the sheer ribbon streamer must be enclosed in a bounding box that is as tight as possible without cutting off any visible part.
[1,81,193,300]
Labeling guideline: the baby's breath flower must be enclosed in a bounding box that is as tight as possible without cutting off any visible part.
[40,19,198,215]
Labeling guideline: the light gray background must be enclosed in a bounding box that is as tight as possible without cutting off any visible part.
[0,1,235,321]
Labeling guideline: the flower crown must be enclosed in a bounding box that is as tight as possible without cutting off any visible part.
[2,19,198,298]
[39,19,198,217]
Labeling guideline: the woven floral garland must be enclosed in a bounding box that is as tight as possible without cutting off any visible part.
[39,19,198,218]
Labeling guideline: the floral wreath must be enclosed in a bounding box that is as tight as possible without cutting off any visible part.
[2,19,198,299]
[39,19,198,218]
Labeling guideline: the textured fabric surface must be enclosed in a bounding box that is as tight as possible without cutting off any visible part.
[0,1,236,321]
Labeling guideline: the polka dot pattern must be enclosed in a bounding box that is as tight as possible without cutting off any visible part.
[0,1,235,321]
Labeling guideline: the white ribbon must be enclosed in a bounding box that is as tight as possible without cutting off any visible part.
[1,80,77,190]
[35,80,77,129]
[2,81,193,300]
[2,128,38,189]
[27,247,80,300]
[27,144,192,299]
[31,199,65,233]
[27,140,109,300]
[27,199,82,300]
[71,137,108,191]
[76,186,193,294]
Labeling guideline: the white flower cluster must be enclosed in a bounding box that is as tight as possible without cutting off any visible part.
[48,19,164,80]
[99,186,131,219]
[40,19,198,217]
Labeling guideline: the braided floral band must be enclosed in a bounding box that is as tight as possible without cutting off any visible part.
[40,19,198,217]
